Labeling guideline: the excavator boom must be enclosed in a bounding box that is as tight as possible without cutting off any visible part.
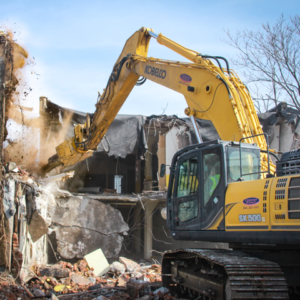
[43,27,274,174]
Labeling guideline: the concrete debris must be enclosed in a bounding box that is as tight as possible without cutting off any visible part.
[84,248,110,277]
[110,261,126,274]
[51,294,59,300]
[127,280,163,298]
[0,256,167,300]
[117,274,130,287]
[71,273,91,285]
[50,196,129,235]
[28,210,48,242]
[94,296,110,300]
[3,178,16,219]
[0,163,166,298]
[41,171,75,183]
[119,257,140,273]
[0,162,52,277]
[0,160,131,284]
[32,288,45,297]
[50,195,129,259]
[160,207,167,220]
[37,265,71,278]
[89,276,97,285]
[6,162,17,172]
[54,227,123,259]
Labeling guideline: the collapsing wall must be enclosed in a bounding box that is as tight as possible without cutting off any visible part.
[1,163,49,278]
[0,164,130,277]
[48,192,129,260]
[0,32,131,277]
[0,31,30,272]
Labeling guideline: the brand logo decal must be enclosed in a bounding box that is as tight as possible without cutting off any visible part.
[180,74,192,83]
[243,197,260,206]
[144,65,166,79]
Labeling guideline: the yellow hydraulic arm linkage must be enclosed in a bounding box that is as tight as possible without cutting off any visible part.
[43,27,274,174]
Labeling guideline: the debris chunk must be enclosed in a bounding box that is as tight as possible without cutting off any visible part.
[127,280,162,298]
[117,274,130,287]
[33,289,45,297]
[71,273,91,286]
[37,266,70,278]
[94,296,110,300]
[28,210,48,242]
[119,257,140,272]
[110,261,126,274]
[84,248,110,276]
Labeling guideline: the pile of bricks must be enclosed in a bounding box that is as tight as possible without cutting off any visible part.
[0,257,177,299]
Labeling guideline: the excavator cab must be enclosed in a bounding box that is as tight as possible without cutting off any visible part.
[166,140,261,234]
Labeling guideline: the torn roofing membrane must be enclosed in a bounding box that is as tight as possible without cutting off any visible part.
[41,100,148,158]
[43,99,300,160]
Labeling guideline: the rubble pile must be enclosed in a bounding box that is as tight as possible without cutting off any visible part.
[0,162,50,277]
[0,162,172,299]
[48,193,128,260]
[0,257,173,300]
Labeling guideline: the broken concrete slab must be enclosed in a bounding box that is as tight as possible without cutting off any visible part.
[119,257,140,272]
[28,210,48,242]
[117,274,130,287]
[50,195,129,235]
[110,261,126,274]
[49,194,128,259]
[84,248,109,277]
[3,178,16,219]
[38,266,70,278]
[70,274,91,286]
[51,294,59,300]
[41,171,74,183]
[6,162,17,172]
[54,226,123,259]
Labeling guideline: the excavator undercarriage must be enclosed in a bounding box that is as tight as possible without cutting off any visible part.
[162,249,290,300]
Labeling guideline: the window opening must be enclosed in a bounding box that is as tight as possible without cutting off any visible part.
[114,175,123,194]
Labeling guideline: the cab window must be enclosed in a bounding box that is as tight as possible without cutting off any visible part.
[176,157,199,222]
[203,153,221,206]
[228,147,260,182]
[176,157,199,198]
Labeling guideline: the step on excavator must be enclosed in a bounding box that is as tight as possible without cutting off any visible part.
[43,28,300,299]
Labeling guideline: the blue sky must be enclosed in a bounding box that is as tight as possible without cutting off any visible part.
[1,0,299,118]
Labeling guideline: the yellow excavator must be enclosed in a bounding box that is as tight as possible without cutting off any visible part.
[44,28,300,299]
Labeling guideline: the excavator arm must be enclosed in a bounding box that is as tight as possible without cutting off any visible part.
[43,27,274,174]
[44,28,152,172]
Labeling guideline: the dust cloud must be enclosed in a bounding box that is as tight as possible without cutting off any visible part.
[39,110,74,166]
[2,29,75,175]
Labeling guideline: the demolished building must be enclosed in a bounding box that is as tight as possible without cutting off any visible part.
[1,28,300,285]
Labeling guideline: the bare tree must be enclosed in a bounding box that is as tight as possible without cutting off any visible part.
[226,15,300,112]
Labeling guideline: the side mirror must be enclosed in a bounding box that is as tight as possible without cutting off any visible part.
[160,164,166,178]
